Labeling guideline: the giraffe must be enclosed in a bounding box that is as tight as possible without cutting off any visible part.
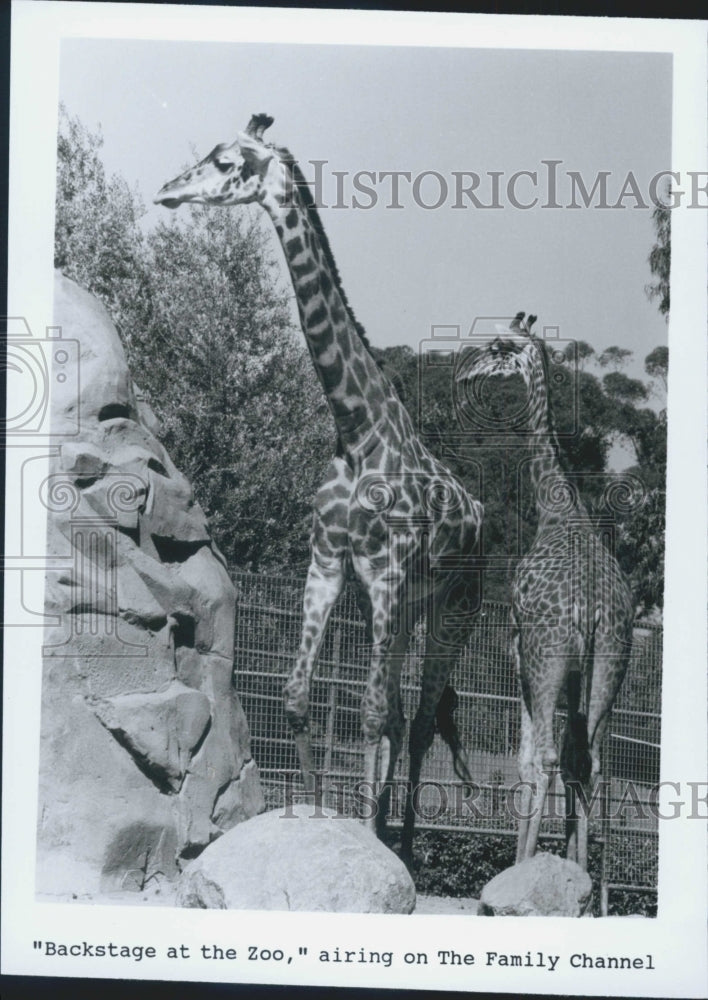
[154,114,483,862]
[457,313,634,870]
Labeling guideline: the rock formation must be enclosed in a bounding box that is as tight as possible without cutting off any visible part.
[37,272,264,898]
[479,853,593,917]
[177,804,417,913]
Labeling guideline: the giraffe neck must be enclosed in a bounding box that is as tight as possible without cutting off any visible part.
[259,155,405,452]
[524,352,590,528]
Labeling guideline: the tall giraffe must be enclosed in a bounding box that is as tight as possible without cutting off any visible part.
[155,114,483,861]
[458,314,633,870]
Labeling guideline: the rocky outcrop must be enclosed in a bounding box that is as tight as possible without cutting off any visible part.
[478,853,593,917]
[176,805,416,913]
[37,272,264,898]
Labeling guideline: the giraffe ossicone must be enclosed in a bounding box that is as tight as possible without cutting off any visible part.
[156,115,484,863]
[458,313,634,873]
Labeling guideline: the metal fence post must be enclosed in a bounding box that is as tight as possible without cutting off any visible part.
[230,572,660,909]
[600,767,611,916]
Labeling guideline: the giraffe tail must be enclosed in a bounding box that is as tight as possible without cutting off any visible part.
[561,607,598,787]
[561,710,592,787]
[435,684,472,783]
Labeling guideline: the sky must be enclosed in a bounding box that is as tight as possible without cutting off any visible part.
[58,38,672,402]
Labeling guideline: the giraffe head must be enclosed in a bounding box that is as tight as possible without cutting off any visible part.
[456,312,540,386]
[154,113,286,209]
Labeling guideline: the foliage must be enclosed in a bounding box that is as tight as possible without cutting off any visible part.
[602,371,649,405]
[598,345,633,370]
[402,829,517,899]
[564,339,595,369]
[645,345,668,394]
[128,208,333,571]
[55,106,332,572]
[378,343,667,610]
[629,202,670,610]
[389,829,656,916]
[55,104,150,328]
[616,484,666,613]
[646,204,671,317]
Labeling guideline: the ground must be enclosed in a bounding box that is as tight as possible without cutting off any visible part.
[38,885,480,914]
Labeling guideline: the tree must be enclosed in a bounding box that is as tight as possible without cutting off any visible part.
[646,203,670,317]
[130,207,334,570]
[564,340,595,370]
[55,108,332,573]
[606,378,666,610]
[602,371,649,406]
[615,485,665,614]
[598,346,633,370]
[624,201,672,611]
[644,345,668,394]
[55,104,148,324]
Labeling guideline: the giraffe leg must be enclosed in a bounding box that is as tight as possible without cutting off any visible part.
[578,632,631,871]
[360,635,396,832]
[400,676,442,865]
[565,783,578,863]
[283,555,345,792]
[400,613,471,866]
[522,744,556,863]
[375,629,409,839]
[517,654,567,862]
[561,669,586,865]
[515,698,536,864]
[350,549,410,833]
[575,720,599,871]
[399,571,479,866]
[510,627,537,864]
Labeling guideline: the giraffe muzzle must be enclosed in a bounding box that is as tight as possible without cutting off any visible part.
[153,194,182,209]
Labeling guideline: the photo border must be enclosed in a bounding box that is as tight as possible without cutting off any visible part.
[3,3,706,996]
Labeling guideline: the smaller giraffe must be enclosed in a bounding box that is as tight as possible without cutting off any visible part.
[458,314,634,870]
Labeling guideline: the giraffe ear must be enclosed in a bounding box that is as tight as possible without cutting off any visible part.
[236,131,274,171]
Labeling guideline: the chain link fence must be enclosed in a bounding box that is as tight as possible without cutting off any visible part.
[232,571,662,910]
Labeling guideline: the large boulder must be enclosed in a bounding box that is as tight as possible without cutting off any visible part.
[177,805,416,913]
[479,853,592,917]
[37,272,264,898]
